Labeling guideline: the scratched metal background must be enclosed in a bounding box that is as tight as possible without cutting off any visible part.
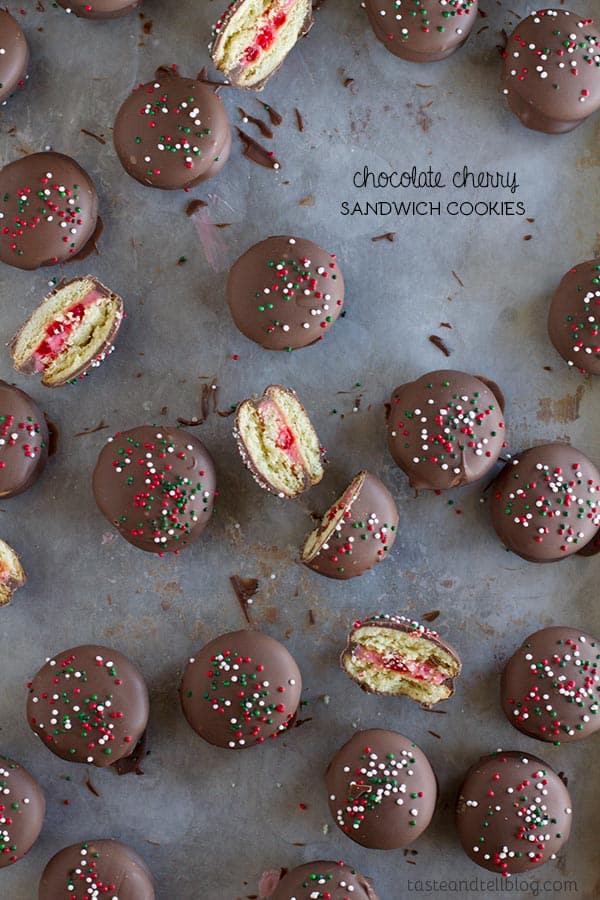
[0,1,598,898]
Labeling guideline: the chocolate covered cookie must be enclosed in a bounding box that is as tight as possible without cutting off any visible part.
[180,629,302,749]
[0,755,44,868]
[92,425,216,554]
[456,751,572,875]
[0,10,29,105]
[27,644,149,768]
[227,236,344,351]
[0,380,48,498]
[366,0,478,62]
[326,729,437,849]
[489,443,600,562]
[272,861,379,900]
[502,9,600,134]
[56,0,142,17]
[548,258,600,375]
[39,839,155,899]
[0,152,99,270]
[501,626,600,744]
[114,69,231,190]
[341,614,461,706]
[386,370,506,490]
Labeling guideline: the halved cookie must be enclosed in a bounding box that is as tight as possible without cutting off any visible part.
[0,538,26,606]
[235,384,323,498]
[10,276,123,387]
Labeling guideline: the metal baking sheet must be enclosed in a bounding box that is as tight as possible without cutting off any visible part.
[0,1,599,898]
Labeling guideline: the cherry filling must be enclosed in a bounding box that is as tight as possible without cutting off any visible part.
[258,399,304,469]
[242,2,293,65]
[33,289,104,371]
[354,645,446,685]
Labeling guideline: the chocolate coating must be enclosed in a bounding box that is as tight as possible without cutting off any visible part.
[272,861,379,900]
[326,729,437,849]
[27,644,149,768]
[501,626,600,744]
[502,10,600,134]
[227,236,344,350]
[548,258,600,375]
[456,751,572,875]
[180,629,302,749]
[92,425,216,553]
[39,839,155,899]
[114,70,231,190]
[0,755,44,868]
[56,0,142,17]
[0,380,48,497]
[0,152,99,270]
[366,0,478,63]
[0,11,29,104]
[489,443,600,562]
[387,370,506,490]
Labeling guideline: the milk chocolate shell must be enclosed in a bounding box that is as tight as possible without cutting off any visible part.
[548,259,600,375]
[366,0,478,62]
[301,471,398,579]
[27,644,149,768]
[114,69,231,190]
[386,369,506,490]
[180,629,302,749]
[0,538,26,605]
[210,0,313,90]
[0,10,29,105]
[501,626,600,744]
[227,236,344,351]
[456,751,572,875]
[489,443,600,562]
[501,10,600,134]
[10,276,124,387]
[0,152,99,271]
[234,384,324,498]
[0,380,49,497]
[326,729,437,849]
[56,0,142,17]
[92,425,216,553]
[0,755,44,868]
[272,861,379,900]
[39,839,155,899]
[341,614,462,706]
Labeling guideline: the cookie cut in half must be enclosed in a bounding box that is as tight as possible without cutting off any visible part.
[210,0,313,90]
[234,384,323,499]
[10,276,123,387]
[341,614,462,706]
[0,538,25,606]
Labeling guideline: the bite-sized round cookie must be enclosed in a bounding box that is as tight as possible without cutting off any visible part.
[326,729,437,849]
[489,443,600,562]
[0,755,45,868]
[0,538,26,605]
[341,613,462,706]
[92,425,216,554]
[56,0,142,17]
[27,645,149,768]
[456,751,572,875]
[301,471,398,579]
[0,10,29,105]
[39,839,155,899]
[180,629,302,749]
[10,275,124,387]
[272,860,379,900]
[366,0,478,63]
[386,369,506,490]
[227,236,344,351]
[501,9,600,134]
[548,259,600,375]
[210,0,313,90]
[0,380,49,498]
[114,69,231,190]
[0,152,99,271]
[501,626,600,744]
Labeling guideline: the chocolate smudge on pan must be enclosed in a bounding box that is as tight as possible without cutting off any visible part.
[238,108,273,139]
[74,420,109,437]
[427,730,442,740]
[80,128,106,145]
[256,100,283,126]
[85,774,101,797]
[230,575,259,624]
[236,128,281,170]
[371,232,396,243]
[114,730,148,776]
[294,108,305,132]
[422,610,440,622]
[299,195,316,207]
[429,335,451,357]
[451,270,464,287]
[45,418,59,457]
[186,199,208,216]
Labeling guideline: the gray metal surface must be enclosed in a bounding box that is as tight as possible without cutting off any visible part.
[0,1,599,898]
